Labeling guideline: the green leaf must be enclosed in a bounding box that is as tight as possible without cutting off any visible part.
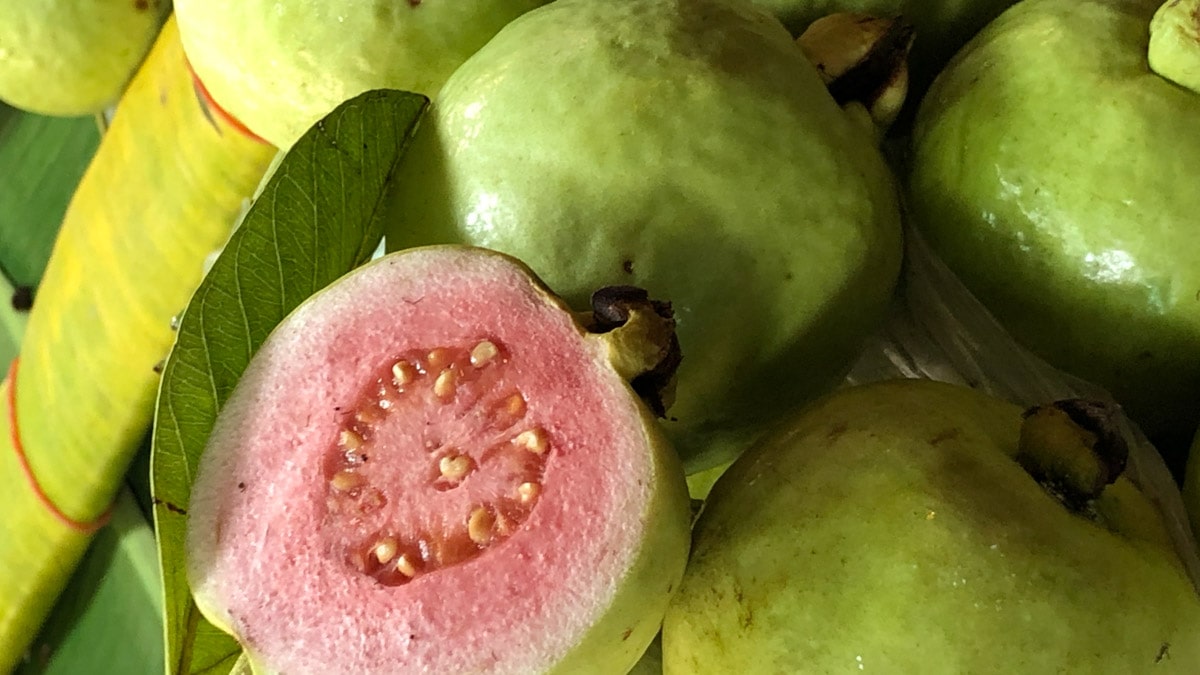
[13,491,163,675]
[0,105,101,288]
[151,89,429,675]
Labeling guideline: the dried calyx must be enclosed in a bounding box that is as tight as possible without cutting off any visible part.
[584,286,681,417]
[797,13,916,132]
[1016,399,1131,514]
[1149,0,1200,95]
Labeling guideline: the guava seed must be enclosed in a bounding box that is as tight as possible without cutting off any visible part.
[470,340,500,367]
[339,429,363,450]
[395,554,418,578]
[392,361,416,387]
[515,428,549,454]
[373,537,399,564]
[331,470,364,492]
[517,482,541,504]
[468,507,496,545]
[433,369,458,400]
[439,454,473,481]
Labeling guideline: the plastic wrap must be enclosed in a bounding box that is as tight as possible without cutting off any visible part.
[845,223,1200,590]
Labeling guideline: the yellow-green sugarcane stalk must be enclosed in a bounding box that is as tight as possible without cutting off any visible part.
[0,15,276,668]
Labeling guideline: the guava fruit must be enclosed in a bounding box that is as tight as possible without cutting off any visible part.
[173,0,549,148]
[663,379,1200,672]
[906,0,1200,470]
[384,0,904,473]
[750,0,1019,100]
[185,246,692,674]
[0,0,169,115]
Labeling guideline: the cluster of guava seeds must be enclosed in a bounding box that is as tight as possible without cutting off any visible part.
[320,339,552,586]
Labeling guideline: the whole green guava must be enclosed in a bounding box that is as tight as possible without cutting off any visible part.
[907,0,1200,469]
[751,0,1019,99]
[174,0,549,148]
[664,379,1200,672]
[0,0,169,115]
[384,0,904,473]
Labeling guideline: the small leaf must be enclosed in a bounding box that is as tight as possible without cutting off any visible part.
[150,89,428,675]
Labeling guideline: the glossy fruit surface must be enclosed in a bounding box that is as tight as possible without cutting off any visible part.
[386,0,903,472]
[908,0,1200,464]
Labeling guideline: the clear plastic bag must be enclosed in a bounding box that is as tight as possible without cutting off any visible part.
[845,224,1200,590]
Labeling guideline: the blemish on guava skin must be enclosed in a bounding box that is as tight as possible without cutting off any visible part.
[1156,642,1170,663]
[621,628,633,641]
[237,482,246,491]
[134,0,149,11]
[929,428,961,445]
[826,422,849,444]
[622,259,634,274]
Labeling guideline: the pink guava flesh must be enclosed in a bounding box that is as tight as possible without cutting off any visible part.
[187,247,659,673]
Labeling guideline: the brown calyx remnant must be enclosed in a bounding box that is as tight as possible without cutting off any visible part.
[796,13,916,131]
[587,286,681,418]
[1016,399,1130,514]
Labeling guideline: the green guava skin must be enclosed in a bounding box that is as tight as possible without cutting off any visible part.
[663,379,1200,673]
[907,0,1200,469]
[751,0,1019,99]
[384,0,904,473]
[174,0,549,148]
[0,0,168,115]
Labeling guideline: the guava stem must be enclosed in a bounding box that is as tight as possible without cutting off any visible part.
[6,358,113,533]
[1016,400,1129,511]
[1149,0,1200,95]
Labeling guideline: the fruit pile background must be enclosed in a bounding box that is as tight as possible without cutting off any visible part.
[2,0,1199,671]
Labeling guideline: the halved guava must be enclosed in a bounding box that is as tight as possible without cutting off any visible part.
[185,246,692,674]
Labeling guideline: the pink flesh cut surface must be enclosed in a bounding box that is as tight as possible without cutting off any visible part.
[186,248,655,674]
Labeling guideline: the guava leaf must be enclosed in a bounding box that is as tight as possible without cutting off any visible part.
[0,105,101,288]
[150,89,429,675]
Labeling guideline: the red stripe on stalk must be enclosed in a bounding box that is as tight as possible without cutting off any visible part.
[7,358,113,534]
[187,60,270,145]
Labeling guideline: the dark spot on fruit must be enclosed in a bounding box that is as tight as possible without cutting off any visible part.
[1156,642,1170,663]
[929,428,960,445]
[11,285,33,311]
[152,497,188,515]
[1137,350,1153,360]
[152,360,165,374]
[622,259,634,274]
[134,0,149,11]
[238,482,246,491]
[621,628,632,641]
[408,0,422,6]
[826,422,848,444]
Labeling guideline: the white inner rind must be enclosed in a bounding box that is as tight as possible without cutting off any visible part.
[186,247,659,674]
